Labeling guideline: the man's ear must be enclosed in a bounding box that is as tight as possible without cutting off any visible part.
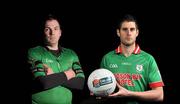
[136,29,139,37]
[117,29,120,37]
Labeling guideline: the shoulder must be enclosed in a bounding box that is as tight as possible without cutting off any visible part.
[28,46,45,54]
[62,47,75,53]
[62,47,77,55]
[140,50,155,61]
[102,50,116,59]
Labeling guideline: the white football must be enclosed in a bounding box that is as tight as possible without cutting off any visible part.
[87,68,116,96]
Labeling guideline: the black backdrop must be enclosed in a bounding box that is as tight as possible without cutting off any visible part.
[2,2,178,104]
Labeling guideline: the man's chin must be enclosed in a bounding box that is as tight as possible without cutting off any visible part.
[122,42,134,46]
[46,42,58,45]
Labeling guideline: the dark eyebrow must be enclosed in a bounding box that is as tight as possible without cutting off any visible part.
[121,27,128,30]
[121,27,136,30]
[54,26,60,28]
[45,26,59,29]
[130,28,136,30]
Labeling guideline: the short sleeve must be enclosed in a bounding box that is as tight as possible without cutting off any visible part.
[148,56,164,88]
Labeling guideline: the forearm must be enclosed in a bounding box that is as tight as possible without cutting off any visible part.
[63,68,85,90]
[63,77,85,90]
[32,72,85,94]
[128,87,164,102]
[32,72,67,93]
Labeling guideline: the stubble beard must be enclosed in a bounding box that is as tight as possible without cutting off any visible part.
[121,40,135,47]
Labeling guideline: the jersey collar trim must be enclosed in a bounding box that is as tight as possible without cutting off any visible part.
[115,44,141,54]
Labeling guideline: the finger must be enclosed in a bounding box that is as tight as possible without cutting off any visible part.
[90,92,94,95]
[43,64,49,72]
[96,97,102,99]
[43,64,49,69]
[109,92,119,96]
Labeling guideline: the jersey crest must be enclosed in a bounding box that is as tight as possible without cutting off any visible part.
[136,64,143,72]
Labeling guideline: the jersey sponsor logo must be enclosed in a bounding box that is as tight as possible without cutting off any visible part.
[114,73,142,86]
[109,64,118,68]
[45,58,53,63]
[136,64,143,72]
[93,77,113,88]
[121,62,131,65]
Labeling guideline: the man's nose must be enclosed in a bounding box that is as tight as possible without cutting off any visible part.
[50,30,55,35]
[127,30,131,36]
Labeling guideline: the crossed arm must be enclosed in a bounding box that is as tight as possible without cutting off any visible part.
[32,64,85,94]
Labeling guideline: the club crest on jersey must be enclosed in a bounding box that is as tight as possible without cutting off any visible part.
[136,65,143,72]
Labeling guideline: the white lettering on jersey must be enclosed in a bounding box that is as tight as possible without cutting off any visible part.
[109,64,118,68]
[45,58,53,63]
[121,62,131,65]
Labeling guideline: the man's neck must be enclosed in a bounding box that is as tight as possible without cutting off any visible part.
[46,44,59,50]
[121,43,135,57]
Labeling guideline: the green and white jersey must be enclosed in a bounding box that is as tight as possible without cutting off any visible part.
[28,46,85,104]
[101,45,164,92]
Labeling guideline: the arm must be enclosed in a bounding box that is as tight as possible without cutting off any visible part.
[62,67,85,90]
[62,77,85,90]
[33,64,84,91]
[28,49,70,93]
[32,66,76,89]
[110,83,164,102]
[32,72,67,93]
[110,56,164,102]
[62,51,85,90]
[32,67,84,92]
[29,48,85,93]
[129,87,163,101]
[32,64,84,92]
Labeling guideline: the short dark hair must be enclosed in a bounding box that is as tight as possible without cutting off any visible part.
[117,14,138,29]
[38,14,61,39]
[37,14,61,36]
[45,14,59,21]
[42,14,61,28]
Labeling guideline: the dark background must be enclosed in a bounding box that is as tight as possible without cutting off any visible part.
[2,1,178,104]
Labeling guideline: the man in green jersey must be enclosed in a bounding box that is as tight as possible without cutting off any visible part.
[28,14,85,104]
[100,14,164,104]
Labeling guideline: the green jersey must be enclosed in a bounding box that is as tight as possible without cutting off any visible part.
[28,46,85,104]
[100,45,164,104]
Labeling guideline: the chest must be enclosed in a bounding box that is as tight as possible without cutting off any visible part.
[41,52,74,73]
[106,55,149,74]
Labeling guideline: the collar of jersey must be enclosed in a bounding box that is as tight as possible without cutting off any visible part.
[115,44,141,54]
[44,45,62,51]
